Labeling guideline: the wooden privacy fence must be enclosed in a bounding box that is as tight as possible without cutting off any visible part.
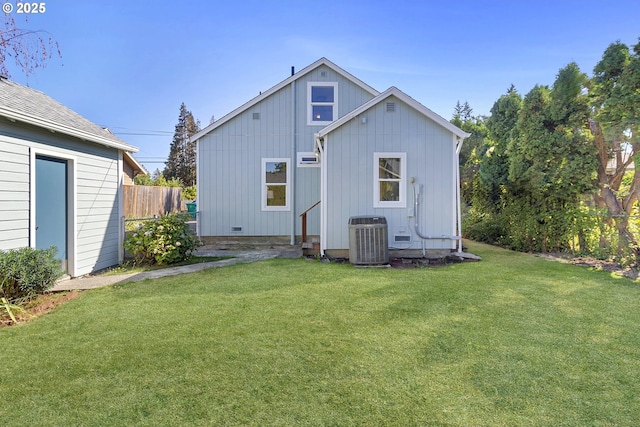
[123,185,182,218]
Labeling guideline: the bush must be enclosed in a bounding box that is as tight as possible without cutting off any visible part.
[182,185,196,201]
[124,213,200,265]
[0,246,64,301]
[465,217,508,245]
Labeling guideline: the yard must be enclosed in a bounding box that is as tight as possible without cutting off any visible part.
[2,241,640,426]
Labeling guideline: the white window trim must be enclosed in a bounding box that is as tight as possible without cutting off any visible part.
[373,152,407,208]
[307,82,338,126]
[261,158,291,211]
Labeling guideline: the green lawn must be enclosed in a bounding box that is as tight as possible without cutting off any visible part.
[2,242,640,426]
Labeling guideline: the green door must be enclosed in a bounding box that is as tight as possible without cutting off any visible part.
[35,155,68,271]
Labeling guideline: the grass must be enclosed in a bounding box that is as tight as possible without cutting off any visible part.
[2,241,640,426]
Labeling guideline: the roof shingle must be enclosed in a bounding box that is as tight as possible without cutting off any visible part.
[0,77,136,152]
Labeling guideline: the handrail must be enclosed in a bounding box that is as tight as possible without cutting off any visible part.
[299,200,321,217]
[300,200,321,246]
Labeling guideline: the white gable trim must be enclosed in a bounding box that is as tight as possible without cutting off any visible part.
[317,87,471,140]
[190,58,380,142]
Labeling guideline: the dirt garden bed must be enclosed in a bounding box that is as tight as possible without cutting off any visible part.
[536,253,640,281]
[1,291,81,327]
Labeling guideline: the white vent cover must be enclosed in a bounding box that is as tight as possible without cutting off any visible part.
[297,152,320,167]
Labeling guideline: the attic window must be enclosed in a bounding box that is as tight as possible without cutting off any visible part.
[386,102,396,112]
[252,112,260,120]
[307,82,338,125]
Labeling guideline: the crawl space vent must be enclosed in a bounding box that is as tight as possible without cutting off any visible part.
[386,102,396,112]
[231,226,243,233]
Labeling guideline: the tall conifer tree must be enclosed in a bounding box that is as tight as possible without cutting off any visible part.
[164,103,200,186]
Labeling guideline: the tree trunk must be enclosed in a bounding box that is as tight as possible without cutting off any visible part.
[591,121,640,263]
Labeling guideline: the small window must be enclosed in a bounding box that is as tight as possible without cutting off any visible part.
[373,152,406,208]
[308,82,337,125]
[261,158,290,211]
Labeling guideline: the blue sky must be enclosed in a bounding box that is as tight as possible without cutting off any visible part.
[5,0,640,172]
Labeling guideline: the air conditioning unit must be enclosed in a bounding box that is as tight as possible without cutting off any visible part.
[348,216,389,265]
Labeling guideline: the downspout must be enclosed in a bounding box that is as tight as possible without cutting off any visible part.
[315,134,327,255]
[455,136,464,253]
[195,138,200,237]
[411,135,465,255]
[117,150,124,265]
[290,71,297,245]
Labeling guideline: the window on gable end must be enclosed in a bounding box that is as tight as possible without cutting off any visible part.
[307,82,338,125]
[373,152,407,208]
[261,158,290,211]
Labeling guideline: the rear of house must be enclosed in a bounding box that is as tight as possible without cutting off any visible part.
[193,58,469,259]
[0,77,137,277]
[194,58,378,245]
[317,87,467,258]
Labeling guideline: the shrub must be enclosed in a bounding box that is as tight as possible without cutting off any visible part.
[124,213,200,265]
[0,246,64,301]
[182,185,196,201]
[467,219,508,245]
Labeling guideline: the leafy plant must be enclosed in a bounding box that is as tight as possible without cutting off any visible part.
[182,185,196,201]
[0,246,63,301]
[124,213,201,265]
[1,297,33,324]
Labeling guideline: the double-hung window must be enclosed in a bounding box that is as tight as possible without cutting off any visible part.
[307,82,337,125]
[261,158,290,211]
[373,152,406,208]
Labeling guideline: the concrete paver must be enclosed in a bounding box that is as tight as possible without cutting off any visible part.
[52,246,302,291]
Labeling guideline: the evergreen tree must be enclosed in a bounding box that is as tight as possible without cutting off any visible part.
[506,64,597,251]
[478,87,522,213]
[164,103,200,187]
[451,102,487,205]
[452,100,474,122]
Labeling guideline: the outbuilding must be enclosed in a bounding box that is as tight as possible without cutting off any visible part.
[0,77,138,276]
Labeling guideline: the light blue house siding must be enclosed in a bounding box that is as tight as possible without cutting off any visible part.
[320,92,461,255]
[0,119,124,277]
[197,62,376,239]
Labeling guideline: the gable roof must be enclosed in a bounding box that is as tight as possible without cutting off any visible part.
[317,86,471,140]
[0,77,137,152]
[123,151,147,175]
[190,57,380,142]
